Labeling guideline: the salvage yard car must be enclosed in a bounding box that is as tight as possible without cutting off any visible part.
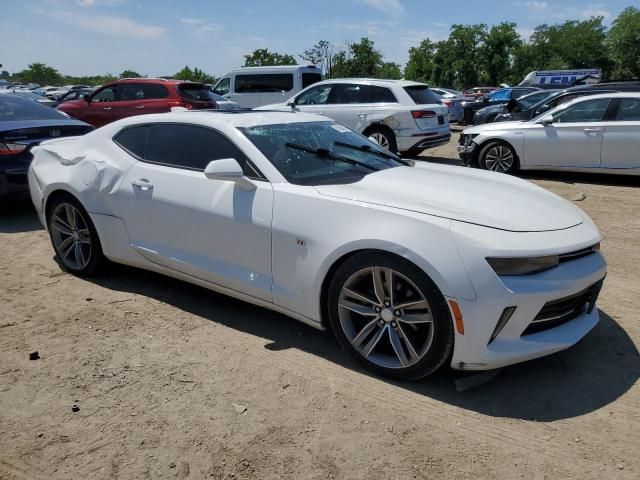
[0,93,92,200]
[29,110,607,380]
[459,92,640,175]
[57,78,218,127]
[259,79,450,156]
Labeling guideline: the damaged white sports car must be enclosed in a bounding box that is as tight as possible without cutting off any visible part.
[29,111,606,380]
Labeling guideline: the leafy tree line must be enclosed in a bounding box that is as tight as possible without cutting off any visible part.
[3,6,638,90]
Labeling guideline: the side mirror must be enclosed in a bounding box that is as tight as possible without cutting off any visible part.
[83,94,91,103]
[203,158,256,191]
[539,115,554,125]
[287,99,297,108]
[535,104,550,116]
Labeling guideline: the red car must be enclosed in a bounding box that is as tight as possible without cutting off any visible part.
[463,86,497,99]
[57,78,218,127]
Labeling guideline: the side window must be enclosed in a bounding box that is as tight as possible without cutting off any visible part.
[548,93,582,108]
[120,83,145,101]
[553,98,610,123]
[296,84,332,105]
[329,84,367,104]
[213,78,230,96]
[235,74,294,93]
[368,86,397,103]
[302,73,322,88]
[615,98,640,121]
[113,125,150,158]
[92,86,118,102]
[141,84,169,99]
[144,124,252,173]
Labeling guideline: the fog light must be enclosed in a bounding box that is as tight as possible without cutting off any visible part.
[488,306,517,344]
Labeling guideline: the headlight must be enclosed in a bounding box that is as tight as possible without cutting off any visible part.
[486,255,559,276]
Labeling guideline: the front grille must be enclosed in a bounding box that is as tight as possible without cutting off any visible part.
[558,245,599,263]
[437,115,445,125]
[522,280,603,336]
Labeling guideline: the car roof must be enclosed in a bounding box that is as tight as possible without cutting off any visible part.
[104,110,330,132]
[312,78,429,88]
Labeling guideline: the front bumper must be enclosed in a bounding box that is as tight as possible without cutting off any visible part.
[457,134,477,165]
[449,220,606,371]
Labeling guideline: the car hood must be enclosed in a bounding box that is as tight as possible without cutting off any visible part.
[463,120,530,135]
[313,163,583,232]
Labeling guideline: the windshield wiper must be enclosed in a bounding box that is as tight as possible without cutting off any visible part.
[285,142,378,172]
[333,141,414,166]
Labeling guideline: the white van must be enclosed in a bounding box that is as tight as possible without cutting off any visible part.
[519,69,601,86]
[212,65,322,109]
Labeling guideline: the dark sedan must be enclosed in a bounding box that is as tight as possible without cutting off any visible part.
[473,89,560,125]
[460,86,541,124]
[0,94,93,201]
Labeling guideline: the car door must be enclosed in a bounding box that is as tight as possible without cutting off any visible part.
[115,123,274,302]
[118,83,171,118]
[322,83,373,133]
[601,97,640,169]
[522,97,611,168]
[84,85,122,127]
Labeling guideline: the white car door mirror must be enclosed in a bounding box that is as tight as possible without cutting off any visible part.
[539,115,554,125]
[203,158,256,191]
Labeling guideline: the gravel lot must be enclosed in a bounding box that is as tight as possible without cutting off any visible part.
[1,132,639,480]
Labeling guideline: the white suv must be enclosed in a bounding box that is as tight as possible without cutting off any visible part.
[258,79,450,155]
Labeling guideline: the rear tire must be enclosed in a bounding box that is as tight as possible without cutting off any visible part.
[47,194,105,276]
[365,127,398,154]
[327,252,454,381]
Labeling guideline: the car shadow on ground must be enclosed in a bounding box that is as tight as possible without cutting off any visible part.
[85,262,639,422]
[519,170,640,188]
[0,200,43,233]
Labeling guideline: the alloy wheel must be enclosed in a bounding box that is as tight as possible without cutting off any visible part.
[484,145,514,172]
[337,267,435,369]
[50,203,92,270]
[368,132,390,150]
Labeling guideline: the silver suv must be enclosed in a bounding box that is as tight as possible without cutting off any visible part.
[258,79,450,155]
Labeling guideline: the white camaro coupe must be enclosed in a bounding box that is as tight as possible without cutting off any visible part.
[28,111,607,380]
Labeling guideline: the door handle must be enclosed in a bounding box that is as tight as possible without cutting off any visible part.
[583,127,601,132]
[357,112,366,118]
[136,105,145,110]
[103,106,112,110]
[131,179,153,191]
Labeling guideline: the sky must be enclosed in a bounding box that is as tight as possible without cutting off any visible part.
[0,0,633,78]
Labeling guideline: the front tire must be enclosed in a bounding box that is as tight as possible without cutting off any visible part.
[478,141,518,174]
[47,194,105,276]
[327,252,454,381]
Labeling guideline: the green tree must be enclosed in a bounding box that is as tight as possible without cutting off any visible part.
[379,62,402,79]
[243,49,296,67]
[14,63,62,85]
[173,66,217,84]
[119,69,142,78]
[404,39,436,83]
[330,37,395,78]
[481,22,522,85]
[447,24,488,89]
[607,6,640,79]
[300,40,333,76]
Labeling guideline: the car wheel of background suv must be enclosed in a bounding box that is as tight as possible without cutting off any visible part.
[364,126,398,154]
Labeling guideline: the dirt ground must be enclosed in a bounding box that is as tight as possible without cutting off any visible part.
[1,132,639,480]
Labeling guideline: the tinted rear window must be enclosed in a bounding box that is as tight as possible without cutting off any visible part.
[114,125,149,158]
[302,73,322,88]
[235,74,294,93]
[403,86,441,105]
[178,84,217,101]
[0,95,68,121]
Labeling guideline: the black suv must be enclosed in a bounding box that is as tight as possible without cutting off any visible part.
[493,82,640,123]
[460,86,541,123]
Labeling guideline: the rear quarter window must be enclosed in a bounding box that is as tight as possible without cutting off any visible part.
[403,86,441,105]
[302,73,322,89]
[113,125,150,158]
